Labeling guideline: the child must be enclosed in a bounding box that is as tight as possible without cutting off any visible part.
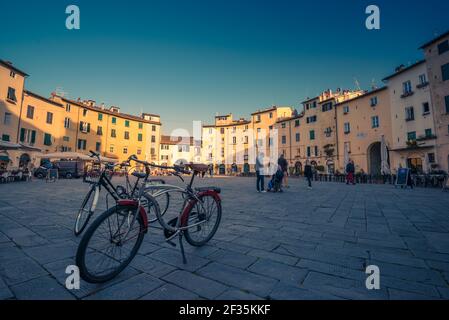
[267,166,284,192]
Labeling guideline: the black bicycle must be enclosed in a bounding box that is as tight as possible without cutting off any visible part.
[74,151,169,236]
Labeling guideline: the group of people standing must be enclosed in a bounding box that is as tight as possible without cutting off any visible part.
[255,154,358,192]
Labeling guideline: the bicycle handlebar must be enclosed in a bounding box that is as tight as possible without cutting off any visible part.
[127,155,191,175]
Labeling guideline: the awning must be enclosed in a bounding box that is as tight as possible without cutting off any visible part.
[0,141,41,152]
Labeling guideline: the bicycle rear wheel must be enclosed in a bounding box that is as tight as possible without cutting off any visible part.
[76,205,145,283]
[74,185,98,236]
[145,182,170,223]
[184,194,221,247]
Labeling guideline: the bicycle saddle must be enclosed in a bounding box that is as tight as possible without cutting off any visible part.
[132,172,147,179]
[195,186,221,193]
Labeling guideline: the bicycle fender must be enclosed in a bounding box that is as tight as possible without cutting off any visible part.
[181,190,221,226]
[117,200,149,232]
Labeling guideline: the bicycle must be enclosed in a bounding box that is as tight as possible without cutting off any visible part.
[73,151,169,236]
[75,156,222,283]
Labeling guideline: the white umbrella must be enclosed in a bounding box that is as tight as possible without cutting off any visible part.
[381,135,391,175]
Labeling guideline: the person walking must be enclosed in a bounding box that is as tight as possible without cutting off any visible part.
[346,159,356,185]
[278,154,289,188]
[304,160,313,189]
[256,153,266,193]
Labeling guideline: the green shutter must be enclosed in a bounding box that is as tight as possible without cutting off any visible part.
[20,128,25,142]
[138,133,142,141]
[31,131,36,144]
[44,133,52,146]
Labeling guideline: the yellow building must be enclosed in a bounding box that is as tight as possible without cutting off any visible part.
[420,31,449,172]
[0,59,162,169]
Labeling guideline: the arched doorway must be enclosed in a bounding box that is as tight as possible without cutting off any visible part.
[326,160,335,174]
[368,142,381,176]
[19,153,31,169]
[294,161,302,176]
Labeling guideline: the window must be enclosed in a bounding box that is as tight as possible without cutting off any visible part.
[428,153,436,164]
[405,107,415,121]
[419,74,428,86]
[26,105,34,119]
[4,112,11,125]
[97,126,103,136]
[124,131,130,140]
[83,109,88,117]
[343,106,349,114]
[370,97,378,107]
[256,115,261,122]
[137,148,142,155]
[44,133,52,146]
[445,95,449,113]
[7,87,17,102]
[310,130,315,140]
[66,104,71,112]
[257,128,261,133]
[425,128,433,138]
[295,119,300,127]
[324,127,332,137]
[403,81,412,94]
[63,136,70,142]
[123,147,128,154]
[138,133,143,142]
[307,146,311,157]
[110,146,114,153]
[423,102,430,114]
[295,133,300,142]
[20,129,36,144]
[112,117,117,124]
[139,123,143,130]
[442,63,449,81]
[77,139,86,150]
[1,134,10,141]
[269,112,273,119]
[232,136,237,144]
[306,116,317,123]
[371,116,379,128]
[79,122,90,133]
[438,40,449,55]
[10,71,16,78]
[312,101,317,108]
[151,148,155,155]
[111,129,116,138]
[64,117,70,128]
[281,123,286,129]
[281,136,286,144]
[151,135,156,143]
[152,125,156,132]
[315,146,319,157]
[244,136,249,144]
[344,123,350,134]
[407,132,416,142]
[46,112,53,124]
[322,102,333,112]
[125,120,130,127]
[95,142,101,152]
[98,113,103,121]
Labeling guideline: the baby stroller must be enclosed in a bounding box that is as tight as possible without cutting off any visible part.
[268,168,284,192]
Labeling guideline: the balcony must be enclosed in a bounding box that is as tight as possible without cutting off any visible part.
[416,82,429,89]
[416,134,437,142]
[401,91,414,99]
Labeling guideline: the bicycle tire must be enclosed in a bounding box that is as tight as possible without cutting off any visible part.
[76,205,145,283]
[184,194,222,247]
[74,186,97,236]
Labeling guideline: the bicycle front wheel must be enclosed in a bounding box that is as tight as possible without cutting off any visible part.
[74,185,98,236]
[184,194,222,247]
[76,205,145,283]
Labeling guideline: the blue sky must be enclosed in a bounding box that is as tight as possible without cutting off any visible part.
[1,0,448,134]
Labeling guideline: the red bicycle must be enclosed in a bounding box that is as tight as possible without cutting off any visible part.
[75,156,222,283]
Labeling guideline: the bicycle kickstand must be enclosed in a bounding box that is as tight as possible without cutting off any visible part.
[178,232,187,264]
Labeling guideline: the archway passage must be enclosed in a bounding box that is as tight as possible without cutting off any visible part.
[368,142,381,176]
[19,153,31,169]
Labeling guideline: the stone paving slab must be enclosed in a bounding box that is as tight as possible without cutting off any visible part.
[0,177,449,299]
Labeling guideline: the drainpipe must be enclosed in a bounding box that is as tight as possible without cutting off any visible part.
[334,100,339,168]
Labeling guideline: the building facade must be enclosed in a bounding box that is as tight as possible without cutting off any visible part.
[0,60,162,169]
[160,135,201,167]
[421,31,449,172]
[383,61,437,173]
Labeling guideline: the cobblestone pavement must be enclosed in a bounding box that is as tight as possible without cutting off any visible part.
[1,176,449,300]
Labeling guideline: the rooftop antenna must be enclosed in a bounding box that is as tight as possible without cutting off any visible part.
[55,86,68,98]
